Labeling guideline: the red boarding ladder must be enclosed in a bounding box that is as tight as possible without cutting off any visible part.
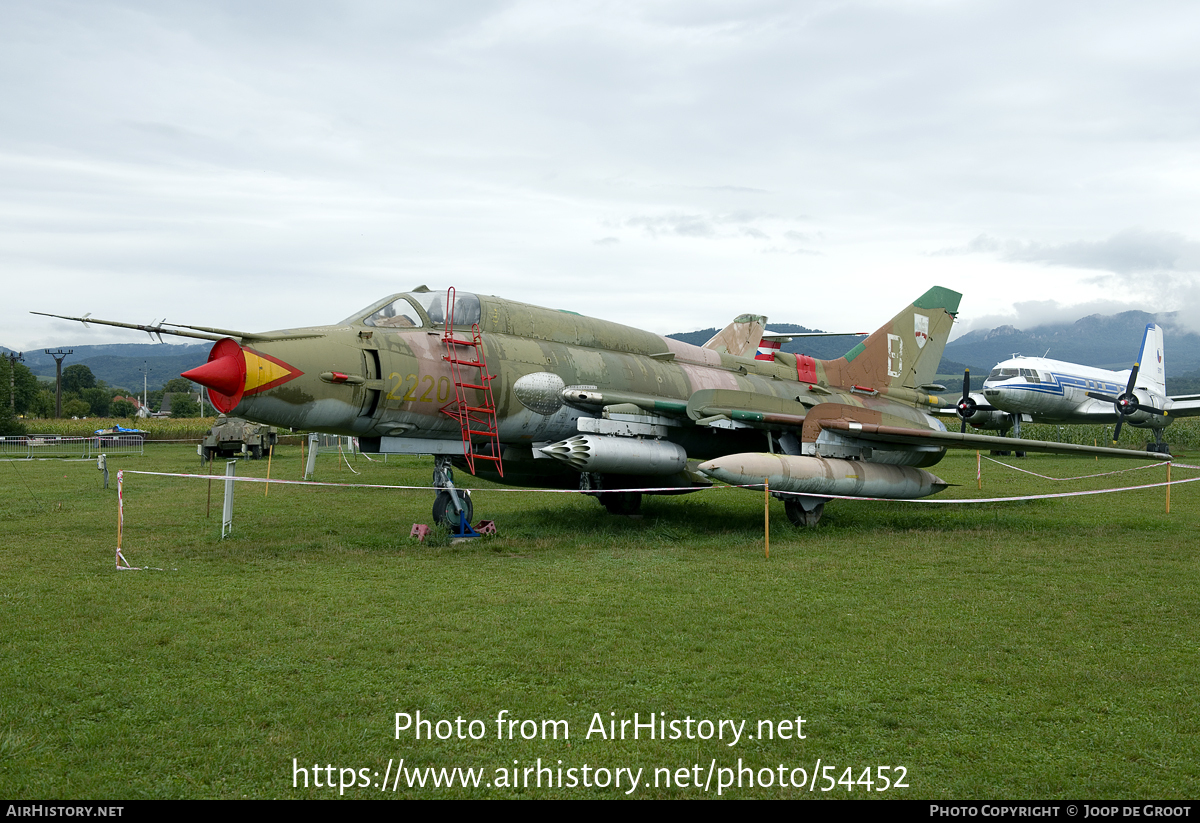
[440,287,504,477]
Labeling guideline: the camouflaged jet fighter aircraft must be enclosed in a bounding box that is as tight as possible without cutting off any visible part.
[35,285,1157,528]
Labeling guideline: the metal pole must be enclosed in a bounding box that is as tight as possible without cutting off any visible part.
[44,349,72,419]
[265,443,273,497]
[140,363,151,414]
[4,351,23,413]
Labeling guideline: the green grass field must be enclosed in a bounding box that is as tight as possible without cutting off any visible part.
[1,438,1197,798]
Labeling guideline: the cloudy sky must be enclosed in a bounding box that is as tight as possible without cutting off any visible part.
[5,0,1200,352]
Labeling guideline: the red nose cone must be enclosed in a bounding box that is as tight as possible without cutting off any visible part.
[183,355,243,397]
[183,338,246,413]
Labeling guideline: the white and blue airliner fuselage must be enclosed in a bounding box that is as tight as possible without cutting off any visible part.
[984,360,1151,424]
[963,324,1200,450]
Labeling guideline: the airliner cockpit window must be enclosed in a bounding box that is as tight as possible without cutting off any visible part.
[988,368,1019,381]
[407,291,481,327]
[363,297,423,328]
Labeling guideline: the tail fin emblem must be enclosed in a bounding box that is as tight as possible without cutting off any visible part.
[914,314,929,349]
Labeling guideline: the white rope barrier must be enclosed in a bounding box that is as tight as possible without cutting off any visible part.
[981,455,1172,481]
[114,464,1198,505]
[111,461,1195,570]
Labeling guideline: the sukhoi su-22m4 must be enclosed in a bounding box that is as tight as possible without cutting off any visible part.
[36,285,1158,528]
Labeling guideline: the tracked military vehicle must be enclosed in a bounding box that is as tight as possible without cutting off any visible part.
[200,415,278,461]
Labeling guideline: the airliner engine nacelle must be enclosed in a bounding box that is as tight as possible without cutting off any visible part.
[963,408,1014,432]
[1118,389,1166,428]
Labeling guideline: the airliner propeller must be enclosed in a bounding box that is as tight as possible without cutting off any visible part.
[953,367,1006,434]
[1085,361,1168,443]
[955,368,976,433]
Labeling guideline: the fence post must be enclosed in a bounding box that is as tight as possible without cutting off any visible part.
[304,432,319,480]
[221,460,236,538]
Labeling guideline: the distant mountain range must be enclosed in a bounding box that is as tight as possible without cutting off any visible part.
[945,310,1200,375]
[7,309,1200,395]
[943,311,1200,395]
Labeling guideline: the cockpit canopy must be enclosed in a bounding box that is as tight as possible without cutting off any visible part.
[353,291,482,329]
[987,366,1041,383]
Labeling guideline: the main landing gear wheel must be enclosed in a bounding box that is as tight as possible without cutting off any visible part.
[432,489,473,528]
[784,497,825,528]
[579,471,643,516]
[599,491,642,516]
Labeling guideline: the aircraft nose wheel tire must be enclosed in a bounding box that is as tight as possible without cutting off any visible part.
[784,498,825,528]
[432,490,473,528]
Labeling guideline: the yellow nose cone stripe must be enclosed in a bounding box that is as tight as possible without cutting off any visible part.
[242,348,303,395]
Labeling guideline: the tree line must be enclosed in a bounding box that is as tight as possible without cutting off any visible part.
[0,360,202,435]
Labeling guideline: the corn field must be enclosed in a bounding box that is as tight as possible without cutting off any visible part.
[15,417,301,444]
[938,416,1200,450]
[1020,418,1200,450]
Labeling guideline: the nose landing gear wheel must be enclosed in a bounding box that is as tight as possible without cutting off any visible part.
[432,489,473,528]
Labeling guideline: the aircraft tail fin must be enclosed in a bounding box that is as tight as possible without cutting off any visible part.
[703,314,767,358]
[820,286,961,392]
[1135,323,1167,396]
